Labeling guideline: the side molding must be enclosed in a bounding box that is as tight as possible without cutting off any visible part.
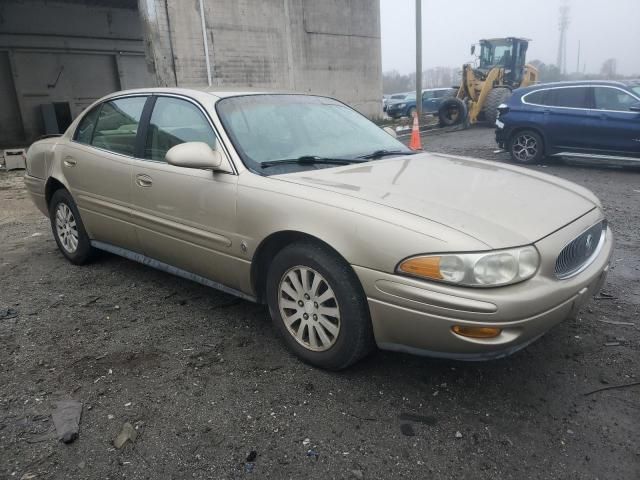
[91,241,256,302]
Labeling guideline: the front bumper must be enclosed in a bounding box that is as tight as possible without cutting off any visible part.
[495,122,510,149]
[386,106,407,118]
[354,209,613,360]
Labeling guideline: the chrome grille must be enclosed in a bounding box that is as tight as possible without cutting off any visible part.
[555,221,606,279]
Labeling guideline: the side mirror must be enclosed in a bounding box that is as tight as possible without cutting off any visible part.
[383,126,397,138]
[165,142,223,170]
[629,102,640,112]
[470,45,476,56]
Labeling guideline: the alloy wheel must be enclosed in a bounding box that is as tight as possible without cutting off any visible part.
[278,266,341,352]
[512,134,538,162]
[55,203,79,253]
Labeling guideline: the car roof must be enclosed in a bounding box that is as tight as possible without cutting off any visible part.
[515,79,640,94]
[99,86,302,101]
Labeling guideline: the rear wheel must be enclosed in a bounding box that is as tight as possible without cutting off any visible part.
[266,241,374,370]
[49,189,95,264]
[483,87,512,125]
[508,130,544,164]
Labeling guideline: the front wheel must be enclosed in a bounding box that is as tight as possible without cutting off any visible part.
[266,241,375,370]
[508,130,545,164]
[407,107,416,119]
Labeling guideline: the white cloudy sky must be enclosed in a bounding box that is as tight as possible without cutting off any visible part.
[380,0,640,76]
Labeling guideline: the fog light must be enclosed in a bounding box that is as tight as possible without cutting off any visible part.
[452,325,502,339]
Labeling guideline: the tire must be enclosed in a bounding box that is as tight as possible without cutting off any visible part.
[407,107,416,119]
[266,241,375,370]
[49,188,95,265]
[483,87,512,125]
[508,130,545,164]
[438,98,467,127]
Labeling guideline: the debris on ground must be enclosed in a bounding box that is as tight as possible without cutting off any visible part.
[597,319,635,327]
[584,381,640,396]
[113,422,137,449]
[51,400,82,443]
[398,413,438,425]
[0,307,18,320]
[350,469,364,479]
[455,431,463,439]
[400,423,415,436]
[594,292,618,300]
[246,450,257,462]
[306,449,319,460]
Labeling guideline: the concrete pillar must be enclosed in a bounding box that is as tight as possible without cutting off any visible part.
[137,0,177,87]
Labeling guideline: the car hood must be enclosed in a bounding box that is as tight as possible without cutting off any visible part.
[275,153,597,249]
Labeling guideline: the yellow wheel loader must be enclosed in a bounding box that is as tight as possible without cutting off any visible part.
[439,37,539,127]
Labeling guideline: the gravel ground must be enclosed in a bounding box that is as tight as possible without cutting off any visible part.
[1,127,639,480]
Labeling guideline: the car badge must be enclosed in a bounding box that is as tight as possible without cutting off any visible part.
[585,233,594,252]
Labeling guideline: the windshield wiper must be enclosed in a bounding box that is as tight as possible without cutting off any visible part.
[357,149,417,160]
[261,155,367,168]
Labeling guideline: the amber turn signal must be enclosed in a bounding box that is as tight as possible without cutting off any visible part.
[451,325,502,339]
[398,256,443,280]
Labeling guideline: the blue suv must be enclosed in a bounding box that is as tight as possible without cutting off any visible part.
[495,80,640,164]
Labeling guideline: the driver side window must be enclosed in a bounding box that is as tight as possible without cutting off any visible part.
[593,87,638,112]
[144,97,217,161]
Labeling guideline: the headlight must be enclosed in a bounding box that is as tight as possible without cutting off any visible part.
[396,103,406,108]
[397,246,540,287]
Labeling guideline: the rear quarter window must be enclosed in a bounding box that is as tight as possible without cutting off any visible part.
[523,90,547,105]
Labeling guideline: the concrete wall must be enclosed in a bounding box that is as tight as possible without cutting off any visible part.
[0,0,382,146]
[0,0,153,146]
[138,0,382,117]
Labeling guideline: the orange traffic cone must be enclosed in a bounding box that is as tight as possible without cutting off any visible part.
[409,113,422,150]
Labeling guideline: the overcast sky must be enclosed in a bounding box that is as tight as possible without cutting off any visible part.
[380,0,640,76]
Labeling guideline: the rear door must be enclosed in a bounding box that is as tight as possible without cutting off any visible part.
[60,95,148,251]
[588,86,640,157]
[129,95,242,288]
[542,86,593,152]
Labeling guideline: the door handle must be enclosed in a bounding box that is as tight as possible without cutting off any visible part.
[135,174,153,187]
[63,157,77,167]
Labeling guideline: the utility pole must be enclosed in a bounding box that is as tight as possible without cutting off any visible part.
[556,2,570,76]
[415,0,422,121]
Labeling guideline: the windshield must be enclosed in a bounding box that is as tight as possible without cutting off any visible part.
[479,40,513,69]
[632,86,640,97]
[216,94,410,173]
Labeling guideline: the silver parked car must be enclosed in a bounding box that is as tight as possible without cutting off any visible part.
[24,88,613,369]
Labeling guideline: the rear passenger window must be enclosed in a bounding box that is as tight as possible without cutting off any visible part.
[91,97,147,156]
[546,87,591,109]
[144,97,217,161]
[75,106,101,144]
[594,87,638,111]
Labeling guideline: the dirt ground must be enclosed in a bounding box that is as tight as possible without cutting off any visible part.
[1,127,639,480]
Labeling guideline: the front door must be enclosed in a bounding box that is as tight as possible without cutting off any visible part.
[587,86,640,157]
[129,95,243,289]
[60,95,148,251]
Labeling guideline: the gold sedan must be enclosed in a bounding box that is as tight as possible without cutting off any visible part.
[24,88,613,369]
